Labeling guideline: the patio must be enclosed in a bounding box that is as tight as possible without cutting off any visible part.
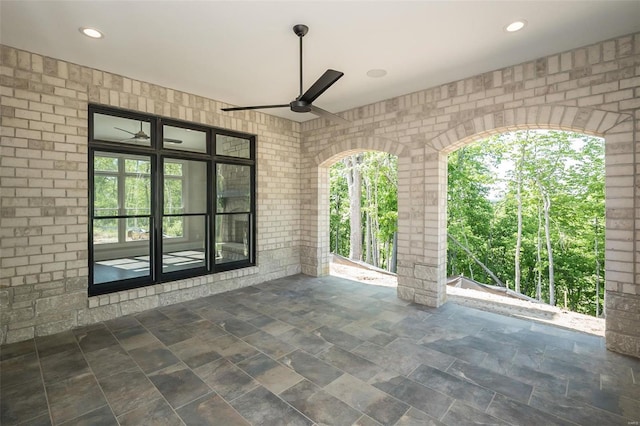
[1,274,638,425]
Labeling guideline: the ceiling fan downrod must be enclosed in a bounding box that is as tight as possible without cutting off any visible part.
[293,24,309,99]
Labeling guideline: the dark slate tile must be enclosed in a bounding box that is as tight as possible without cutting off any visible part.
[567,379,640,418]
[506,363,568,396]
[529,387,627,426]
[128,341,180,374]
[324,374,409,426]
[148,363,212,409]
[317,346,380,381]
[181,319,227,340]
[352,341,420,376]
[280,380,362,426]
[222,304,262,322]
[409,364,495,411]
[98,368,162,416]
[193,305,232,322]
[58,405,117,426]
[83,344,138,379]
[441,401,509,426]
[135,310,173,328]
[383,317,431,340]
[447,360,533,403]
[0,378,49,425]
[177,393,250,426]
[40,348,91,384]
[395,408,445,426]
[147,325,193,346]
[194,358,259,401]
[36,330,78,358]
[230,386,313,426]
[0,352,42,389]
[168,336,222,369]
[216,317,259,338]
[46,372,108,425]
[117,398,183,426]
[247,314,278,328]
[278,328,333,355]
[345,322,397,347]
[353,414,385,426]
[104,315,140,331]
[20,413,52,426]
[242,330,296,358]
[75,326,119,353]
[208,334,259,364]
[486,393,574,426]
[372,376,453,419]
[111,324,159,351]
[423,339,488,364]
[159,306,203,325]
[314,325,364,351]
[236,353,303,394]
[279,349,344,387]
[0,338,35,361]
[387,338,456,371]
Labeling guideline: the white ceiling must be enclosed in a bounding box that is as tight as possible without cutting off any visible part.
[1,1,639,122]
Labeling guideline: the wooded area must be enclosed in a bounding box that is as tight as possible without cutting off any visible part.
[329,130,605,317]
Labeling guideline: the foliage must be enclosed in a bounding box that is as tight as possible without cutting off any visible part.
[329,130,605,317]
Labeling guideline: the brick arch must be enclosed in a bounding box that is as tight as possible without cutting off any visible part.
[412,105,637,356]
[429,106,631,153]
[314,136,411,167]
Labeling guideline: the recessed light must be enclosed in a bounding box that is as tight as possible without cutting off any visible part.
[367,69,387,78]
[79,27,104,39]
[505,20,527,33]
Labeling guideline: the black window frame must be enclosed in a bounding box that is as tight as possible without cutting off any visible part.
[88,104,256,296]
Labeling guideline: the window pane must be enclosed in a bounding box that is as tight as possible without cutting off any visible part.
[216,134,250,158]
[215,214,250,264]
[163,125,207,153]
[94,175,118,217]
[216,164,251,213]
[94,156,118,172]
[93,218,151,284]
[93,113,152,147]
[125,174,151,216]
[163,215,206,272]
[126,217,150,241]
[165,159,206,215]
[93,218,118,244]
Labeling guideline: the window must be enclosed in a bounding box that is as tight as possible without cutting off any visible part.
[89,105,256,295]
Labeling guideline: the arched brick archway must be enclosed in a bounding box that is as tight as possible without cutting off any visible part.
[300,136,410,278]
[302,106,635,356]
[401,105,634,354]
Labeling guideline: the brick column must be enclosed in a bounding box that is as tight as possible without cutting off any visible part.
[397,149,447,307]
[604,119,640,357]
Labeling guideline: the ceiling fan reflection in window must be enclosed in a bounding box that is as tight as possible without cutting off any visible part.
[114,122,182,144]
[221,24,349,125]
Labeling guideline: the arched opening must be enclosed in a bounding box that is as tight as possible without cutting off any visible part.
[327,151,399,287]
[446,129,605,332]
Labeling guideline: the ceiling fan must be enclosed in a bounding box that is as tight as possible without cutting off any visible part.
[221,24,349,125]
[115,123,182,144]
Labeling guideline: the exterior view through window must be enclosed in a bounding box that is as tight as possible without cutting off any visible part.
[89,105,255,296]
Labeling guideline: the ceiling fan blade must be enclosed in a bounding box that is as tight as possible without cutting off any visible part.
[115,127,136,136]
[221,104,289,112]
[163,138,183,144]
[309,105,349,125]
[299,69,344,104]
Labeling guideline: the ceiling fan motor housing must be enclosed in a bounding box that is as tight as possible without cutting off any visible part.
[290,100,311,112]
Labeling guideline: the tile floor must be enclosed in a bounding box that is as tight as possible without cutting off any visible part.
[1,274,639,425]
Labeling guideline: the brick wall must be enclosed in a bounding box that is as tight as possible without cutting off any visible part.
[300,33,640,358]
[0,45,301,344]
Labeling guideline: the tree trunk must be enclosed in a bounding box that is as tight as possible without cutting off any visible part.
[346,155,362,260]
[541,190,555,306]
[447,233,505,287]
[536,205,543,301]
[514,141,525,293]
